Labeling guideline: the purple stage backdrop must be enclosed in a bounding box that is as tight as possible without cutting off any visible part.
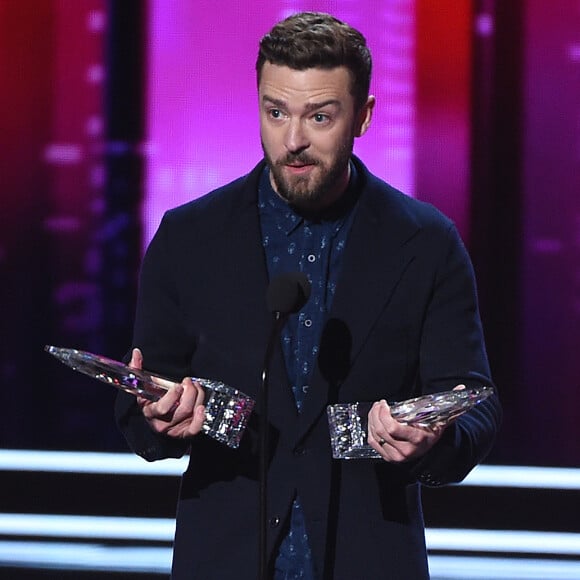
[143,0,418,246]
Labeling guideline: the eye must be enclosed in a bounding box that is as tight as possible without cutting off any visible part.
[269,108,283,119]
[313,112,330,124]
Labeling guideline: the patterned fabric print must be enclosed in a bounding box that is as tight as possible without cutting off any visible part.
[258,165,359,580]
[273,498,314,580]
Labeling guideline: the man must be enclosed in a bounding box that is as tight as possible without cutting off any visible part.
[115,12,501,580]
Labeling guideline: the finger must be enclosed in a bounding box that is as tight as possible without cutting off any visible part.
[377,442,406,462]
[371,400,411,442]
[376,424,428,461]
[171,379,204,421]
[366,401,381,434]
[185,404,207,437]
[368,427,408,462]
[136,394,152,410]
[369,401,428,455]
[142,383,184,420]
[367,402,391,454]
[164,381,206,438]
[129,348,143,370]
[367,400,393,447]
[368,399,389,428]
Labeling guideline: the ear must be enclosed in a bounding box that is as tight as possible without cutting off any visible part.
[355,95,375,137]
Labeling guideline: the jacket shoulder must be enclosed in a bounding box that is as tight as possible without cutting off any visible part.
[357,160,455,233]
[165,164,261,225]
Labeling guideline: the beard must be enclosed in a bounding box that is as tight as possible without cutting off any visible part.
[263,138,354,212]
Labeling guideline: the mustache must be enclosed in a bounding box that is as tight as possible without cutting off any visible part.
[276,153,320,166]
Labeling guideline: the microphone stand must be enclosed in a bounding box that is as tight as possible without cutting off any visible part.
[259,310,286,580]
[258,271,310,579]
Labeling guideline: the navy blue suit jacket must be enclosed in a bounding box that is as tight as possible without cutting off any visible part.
[115,157,501,579]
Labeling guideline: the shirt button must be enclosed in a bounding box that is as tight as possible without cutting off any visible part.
[307,254,316,263]
[294,446,306,456]
[304,319,312,327]
[269,517,280,527]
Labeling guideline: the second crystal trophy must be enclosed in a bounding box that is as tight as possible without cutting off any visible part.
[45,346,255,449]
[327,386,494,459]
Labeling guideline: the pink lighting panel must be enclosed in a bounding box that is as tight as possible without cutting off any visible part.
[144,0,416,246]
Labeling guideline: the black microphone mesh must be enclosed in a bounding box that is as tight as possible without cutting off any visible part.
[266,272,311,314]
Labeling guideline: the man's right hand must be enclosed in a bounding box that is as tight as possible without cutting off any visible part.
[129,348,206,439]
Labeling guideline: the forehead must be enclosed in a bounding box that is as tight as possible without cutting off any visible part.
[258,62,353,105]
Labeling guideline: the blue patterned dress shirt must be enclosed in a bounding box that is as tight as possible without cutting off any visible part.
[258,164,359,579]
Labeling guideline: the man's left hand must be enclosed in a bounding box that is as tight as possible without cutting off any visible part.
[367,400,444,462]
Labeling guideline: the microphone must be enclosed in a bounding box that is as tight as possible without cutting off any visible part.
[259,272,311,580]
[266,271,311,316]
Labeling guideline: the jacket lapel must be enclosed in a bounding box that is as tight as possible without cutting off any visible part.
[224,163,299,430]
[294,174,423,442]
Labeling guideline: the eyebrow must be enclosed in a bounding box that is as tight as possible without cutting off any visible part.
[261,95,341,113]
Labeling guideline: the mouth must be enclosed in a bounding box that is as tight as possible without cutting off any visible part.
[284,162,315,174]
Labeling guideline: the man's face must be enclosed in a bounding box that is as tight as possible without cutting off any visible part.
[258,62,374,212]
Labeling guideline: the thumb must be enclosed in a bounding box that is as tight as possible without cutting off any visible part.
[129,347,143,370]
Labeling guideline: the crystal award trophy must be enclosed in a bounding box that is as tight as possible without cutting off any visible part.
[327,385,494,459]
[45,346,255,449]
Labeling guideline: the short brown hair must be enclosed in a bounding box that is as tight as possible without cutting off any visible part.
[256,12,372,110]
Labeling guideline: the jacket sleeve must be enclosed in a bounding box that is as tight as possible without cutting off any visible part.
[409,223,502,485]
[114,211,193,461]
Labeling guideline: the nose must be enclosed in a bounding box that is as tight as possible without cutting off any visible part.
[284,119,309,153]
